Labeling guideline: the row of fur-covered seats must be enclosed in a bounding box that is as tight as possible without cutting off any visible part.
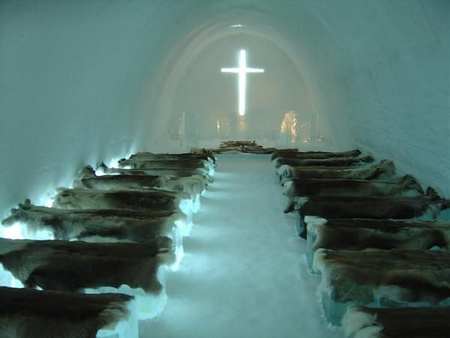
[273,148,450,338]
[0,150,215,338]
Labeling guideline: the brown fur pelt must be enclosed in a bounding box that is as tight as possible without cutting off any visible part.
[98,163,213,182]
[200,141,275,154]
[0,237,174,293]
[119,158,210,171]
[76,168,207,197]
[54,188,188,212]
[124,151,215,164]
[343,306,450,338]
[277,160,396,182]
[78,172,167,191]
[0,286,134,338]
[283,175,424,199]
[275,154,374,169]
[271,149,361,161]
[2,200,181,242]
[295,193,448,219]
[314,249,450,305]
[310,218,450,252]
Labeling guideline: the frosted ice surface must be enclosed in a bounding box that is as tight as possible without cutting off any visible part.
[0,262,24,288]
[0,221,55,241]
[141,154,344,338]
[86,283,168,321]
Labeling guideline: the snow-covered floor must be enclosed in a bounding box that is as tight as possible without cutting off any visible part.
[141,154,344,338]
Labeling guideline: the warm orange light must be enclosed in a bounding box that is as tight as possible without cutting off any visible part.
[280,111,298,143]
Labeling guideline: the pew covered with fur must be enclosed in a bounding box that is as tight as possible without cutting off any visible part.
[54,188,191,214]
[274,154,374,169]
[292,191,449,238]
[343,306,450,338]
[198,140,276,154]
[97,163,213,183]
[314,248,450,324]
[283,175,424,200]
[271,149,361,161]
[309,218,450,252]
[2,199,185,242]
[77,166,207,198]
[0,237,173,291]
[123,150,215,164]
[119,158,211,171]
[0,286,138,338]
[277,160,396,182]
[115,151,215,178]
[0,237,174,319]
[306,217,450,270]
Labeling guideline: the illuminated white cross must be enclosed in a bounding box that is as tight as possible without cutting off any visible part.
[221,49,264,116]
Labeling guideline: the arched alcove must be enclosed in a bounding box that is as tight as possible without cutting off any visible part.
[136,6,354,152]
[158,31,314,148]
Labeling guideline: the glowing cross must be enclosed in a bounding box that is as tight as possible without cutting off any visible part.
[221,49,264,116]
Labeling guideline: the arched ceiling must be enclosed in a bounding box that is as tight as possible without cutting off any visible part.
[0,0,448,214]
[133,0,449,193]
[137,1,352,148]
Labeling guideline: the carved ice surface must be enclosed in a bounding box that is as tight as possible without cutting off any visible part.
[170,244,185,272]
[0,221,54,241]
[85,283,168,321]
[175,216,193,237]
[0,222,23,239]
[179,198,196,218]
[95,167,107,176]
[105,157,123,169]
[96,300,139,338]
[304,216,328,271]
[208,165,215,177]
[192,194,201,213]
[168,225,185,272]
[0,263,24,288]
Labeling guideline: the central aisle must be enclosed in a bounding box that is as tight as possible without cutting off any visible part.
[142,154,344,338]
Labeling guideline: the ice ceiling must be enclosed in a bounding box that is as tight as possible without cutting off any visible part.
[0,0,449,212]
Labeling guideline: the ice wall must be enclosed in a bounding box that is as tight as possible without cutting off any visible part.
[0,0,160,211]
[0,0,449,217]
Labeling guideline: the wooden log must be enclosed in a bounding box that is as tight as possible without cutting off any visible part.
[314,249,450,325]
[2,200,183,242]
[343,306,450,338]
[277,160,396,182]
[0,286,137,338]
